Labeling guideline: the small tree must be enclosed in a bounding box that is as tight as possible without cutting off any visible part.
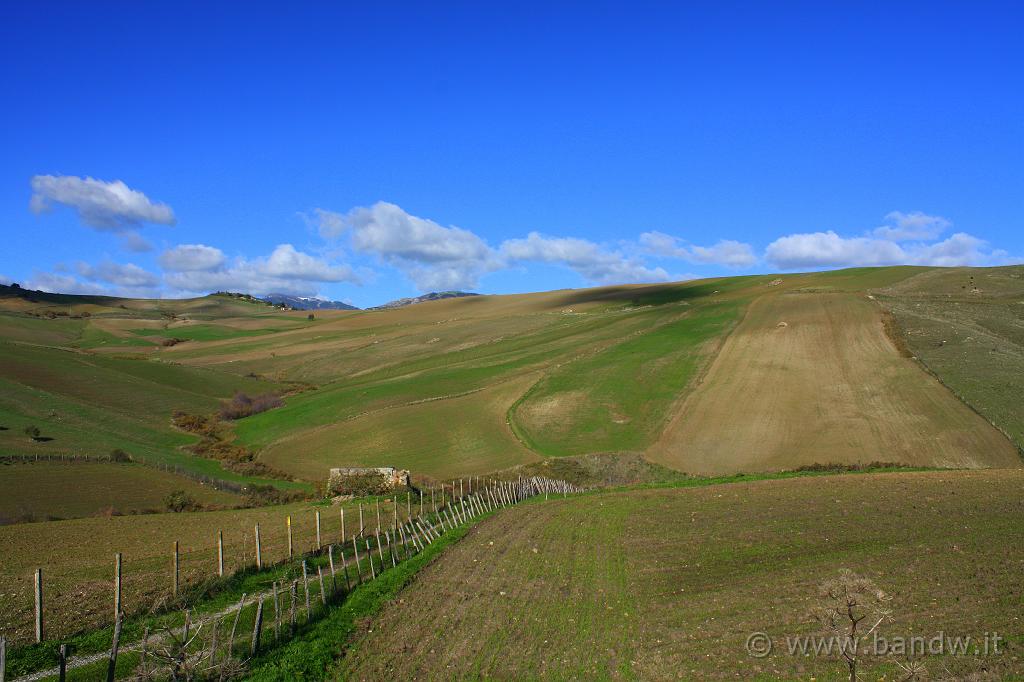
[307,313,315,320]
[812,569,892,682]
[165,490,195,513]
[24,425,41,441]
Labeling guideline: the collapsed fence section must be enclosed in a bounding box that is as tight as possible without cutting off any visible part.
[1,476,581,681]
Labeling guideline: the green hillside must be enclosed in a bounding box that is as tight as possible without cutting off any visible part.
[2,266,1022,493]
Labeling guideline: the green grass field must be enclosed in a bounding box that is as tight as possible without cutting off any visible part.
[338,469,1024,680]
[0,461,241,522]
[878,265,1024,452]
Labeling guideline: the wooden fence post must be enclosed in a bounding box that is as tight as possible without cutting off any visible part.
[406,492,411,520]
[289,581,297,635]
[286,515,292,559]
[315,510,322,551]
[58,643,67,682]
[366,538,377,579]
[328,545,337,593]
[250,597,264,656]
[317,566,327,606]
[106,611,122,682]
[358,504,364,537]
[341,549,352,591]
[227,594,245,655]
[217,530,224,577]
[375,499,381,534]
[173,541,179,598]
[114,553,122,621]
[255,523,263,570]
[301,561,311,619]
[140,626,150,674]
[340,508,346,543]
[386,531,397,567]
[1,634,6,682]
[352,536,363,585]
[34,567,43,643]
[393,496,399,530]
[272,582,280,641]
[431,487,436,513]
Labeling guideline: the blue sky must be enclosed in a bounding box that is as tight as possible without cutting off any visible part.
[1,2,1021,307]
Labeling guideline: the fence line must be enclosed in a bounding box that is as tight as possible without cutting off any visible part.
[4,475,581,681]
[0,452,277,495]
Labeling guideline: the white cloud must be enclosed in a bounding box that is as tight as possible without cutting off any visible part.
[314,202,499,290]
[873,211,951,241]
[310,208,346,240]
[30,175,176,230]
[26,272,115,296]
[160,244,227,272]
[501,232,671,285]
[119,232,154,253]
[77,261,160,289]
[765,227,1012,270]
[907,232,1009,267]
[261,244,355,281]
[639,231,757,267]
[161,243,361,297]
[765,231,906,269]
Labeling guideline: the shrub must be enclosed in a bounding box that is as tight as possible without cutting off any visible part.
[171,411,215,435]
[307,313,315,320]
[109,448,132,463]
[218,392,283,420]
[24,425,41,440]
[161,337,187,347]
[244,484,307,507]
[165,490,196,513]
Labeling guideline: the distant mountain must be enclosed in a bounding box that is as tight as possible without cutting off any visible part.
[262,293,358,310]
[372,291,481,310]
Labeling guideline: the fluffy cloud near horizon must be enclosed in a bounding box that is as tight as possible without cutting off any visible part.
[313,202,498,290]
[26,272,111,296]
[765,228,1010,270]
[873,210,951,242]
[501,232,671,284]
[639,231,758,267]
[159,244,227,272]
[160,243,360,296]
[313,202,677,289]
[76,261,160,289]
[30,175,176,230]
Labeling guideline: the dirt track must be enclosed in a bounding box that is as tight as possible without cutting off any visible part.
[646,292,1021,474]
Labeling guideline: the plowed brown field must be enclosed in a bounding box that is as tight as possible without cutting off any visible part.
[646,292,1020,474]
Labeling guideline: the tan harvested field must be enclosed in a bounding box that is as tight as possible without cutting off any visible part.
[647,292,1021,474]
[339,470,1024,680]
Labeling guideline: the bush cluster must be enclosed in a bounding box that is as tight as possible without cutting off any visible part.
[218,392,283,420]
[164,489,197,513]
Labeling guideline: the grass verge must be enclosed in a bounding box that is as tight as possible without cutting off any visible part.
[245,524,470,681]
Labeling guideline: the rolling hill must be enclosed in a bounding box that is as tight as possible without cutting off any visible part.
[1,266,1022,497]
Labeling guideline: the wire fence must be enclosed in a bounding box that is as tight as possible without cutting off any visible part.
[1,476,581,681]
